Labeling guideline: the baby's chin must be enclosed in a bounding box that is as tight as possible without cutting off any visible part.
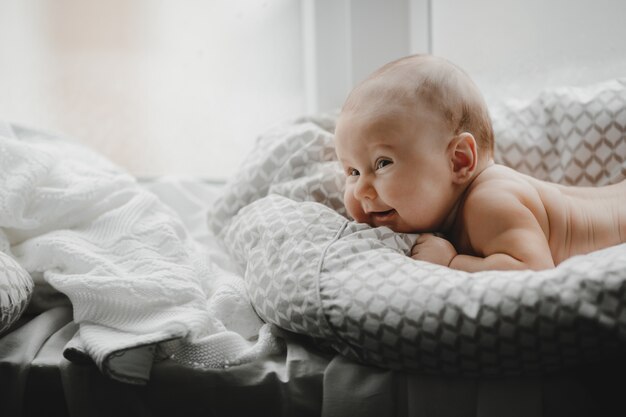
[382,224,417,234]
[350,211,416,234]
[367,217,423,234]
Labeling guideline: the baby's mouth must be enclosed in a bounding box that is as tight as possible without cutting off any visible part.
[370,209,396,224]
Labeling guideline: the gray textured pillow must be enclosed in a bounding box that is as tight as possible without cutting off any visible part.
[0,252,33,334]
[224,194,626,376]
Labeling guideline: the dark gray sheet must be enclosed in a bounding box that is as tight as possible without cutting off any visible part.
[1,308,329,417]
[1,308,624,417]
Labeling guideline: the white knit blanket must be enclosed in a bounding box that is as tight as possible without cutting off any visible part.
[0,124,279,384]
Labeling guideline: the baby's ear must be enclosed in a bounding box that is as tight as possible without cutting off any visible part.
[448,132,478,183]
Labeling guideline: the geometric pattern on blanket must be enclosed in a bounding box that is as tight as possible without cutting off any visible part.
[493,78,626,186]
[0,251,33,335]
[224,195,626,375]
[212,79,626,375]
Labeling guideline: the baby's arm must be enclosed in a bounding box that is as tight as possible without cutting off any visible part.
[412,187,555,271]
[453,187,554,271]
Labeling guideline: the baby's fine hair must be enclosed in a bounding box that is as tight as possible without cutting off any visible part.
[354,54,495,156]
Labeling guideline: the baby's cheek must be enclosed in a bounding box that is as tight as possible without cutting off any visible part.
[343,190,365,222]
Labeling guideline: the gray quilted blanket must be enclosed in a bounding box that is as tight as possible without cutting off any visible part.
[210,79,626,375]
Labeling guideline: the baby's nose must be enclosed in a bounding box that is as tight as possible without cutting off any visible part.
[353,176,377,200]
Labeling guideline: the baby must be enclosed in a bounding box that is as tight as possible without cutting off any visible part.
[334,54,626,271]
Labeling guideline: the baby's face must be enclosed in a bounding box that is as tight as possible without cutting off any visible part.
[335,100,458,233]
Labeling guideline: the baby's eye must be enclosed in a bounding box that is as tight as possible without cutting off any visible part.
[348,168,360,176]
[375,159,392,170]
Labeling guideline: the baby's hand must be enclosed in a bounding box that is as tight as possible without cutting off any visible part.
[411,233,457,267]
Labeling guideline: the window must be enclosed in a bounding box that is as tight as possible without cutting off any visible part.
[0,0,305,179]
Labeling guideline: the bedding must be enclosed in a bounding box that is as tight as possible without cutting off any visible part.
[2,176,623,417]
[224,194,626,375]
[0,176,327,417]
[0,123,280,385]
[492,78,626,185]
[211,78,626,376]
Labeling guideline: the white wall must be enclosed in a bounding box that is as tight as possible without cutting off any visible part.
[430,0,626,105]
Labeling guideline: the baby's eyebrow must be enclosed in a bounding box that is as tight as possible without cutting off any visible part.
[336,155,351,165]
[372,140,395,149]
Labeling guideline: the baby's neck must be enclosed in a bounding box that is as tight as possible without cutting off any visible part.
[439,158,494,235]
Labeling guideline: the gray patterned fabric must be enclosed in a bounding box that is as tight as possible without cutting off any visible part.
[208,114,346,238]
[493,78,626,185]
[211,79,626,375]
[0,252,33,335]
[224,195,626,375]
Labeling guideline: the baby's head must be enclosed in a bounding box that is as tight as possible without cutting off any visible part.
[335,54,494,233]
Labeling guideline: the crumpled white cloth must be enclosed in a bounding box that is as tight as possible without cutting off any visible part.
[0,122,280,384]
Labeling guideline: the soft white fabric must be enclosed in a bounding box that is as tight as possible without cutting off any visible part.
[0,124,278,384]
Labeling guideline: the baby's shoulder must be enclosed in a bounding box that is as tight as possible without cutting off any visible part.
[462,165,543,217]
[467,165,533,198]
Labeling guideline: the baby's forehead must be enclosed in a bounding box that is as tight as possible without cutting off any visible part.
[336,104,411,138]
[336,108,437,155]
[339,90,420,134]
[346,76,418,109]
[338,88,445,134]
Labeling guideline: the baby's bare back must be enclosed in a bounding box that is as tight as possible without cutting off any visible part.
[490,165,626,264]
